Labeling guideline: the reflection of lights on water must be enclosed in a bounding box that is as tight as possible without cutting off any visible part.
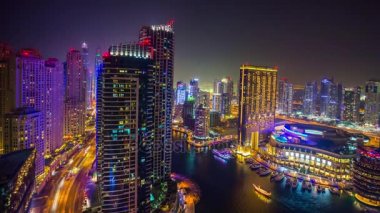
[254,190,271,204]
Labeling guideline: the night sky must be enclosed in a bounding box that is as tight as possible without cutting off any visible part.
[1,0,379,89]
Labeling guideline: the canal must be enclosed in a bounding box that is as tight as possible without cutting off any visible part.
[172,135,373,213]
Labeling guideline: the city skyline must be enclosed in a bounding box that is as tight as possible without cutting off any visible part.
[1,1,380,212]
[1,0,380,89]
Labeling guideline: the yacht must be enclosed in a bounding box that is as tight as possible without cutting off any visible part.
[253,184,271,197]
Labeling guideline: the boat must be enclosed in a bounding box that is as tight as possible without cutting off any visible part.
[252,184,271,197]
[307,182,312,191]
[291,178,298,189]
[245,158,254,164]
[271,171,279,178]
[259,169,271,177]
[249,164,261,170]
[302,181,307,190]
[329,187,340,195]
[286,177,292,187]
[212,149,232,160]
[274,173,284,182]
[317,185,323,193]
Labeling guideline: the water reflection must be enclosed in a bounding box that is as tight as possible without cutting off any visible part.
[172,136,376,213]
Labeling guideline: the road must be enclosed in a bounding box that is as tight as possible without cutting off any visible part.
[31,135,96,213]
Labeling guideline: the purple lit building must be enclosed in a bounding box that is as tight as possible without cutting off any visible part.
[13,49,46,176]
[0,43,15,154]
[4,107,43,176]
[45,58,64,153]
[64,49,86,138]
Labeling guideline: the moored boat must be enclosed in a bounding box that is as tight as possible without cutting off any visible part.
[252,184,271,197]
[249,164,261,170]
[274,173,284,182]
[291,178,298,189]
[259,169,271,176]
[286,177,292,187]
[329,187,340,195]
[302,181,307,190]
[307,182,312,191]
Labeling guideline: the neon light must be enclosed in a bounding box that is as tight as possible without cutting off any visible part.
[305,129,324,136]
[284,127,308,138]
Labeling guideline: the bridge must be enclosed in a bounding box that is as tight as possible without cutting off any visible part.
[172,127,237,147]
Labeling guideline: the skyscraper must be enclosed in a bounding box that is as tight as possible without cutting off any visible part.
[45,58,64,153]
[176,81,187,105]
[364,80,380,127]
[182,99,195,130]
[0,43,15,154]
[194,104,209,139]
[212,93,222,112]
[189,78,199,102]
[221,93,231,115]
[197,90,211,108]
[4,107,43,176]
[277,78,293,115]
[81,42,92,109]
[343,87,361,122]
[94,47,103,104]
[13,49,46,176]
[97,43,155,212]
[303,81,318,115]
[238,65,277,147]
[139,21,174,181]
[320,78,333,117]
[64,49,86,138]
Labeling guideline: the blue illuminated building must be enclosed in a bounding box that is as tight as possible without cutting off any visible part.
[263,123,369,181]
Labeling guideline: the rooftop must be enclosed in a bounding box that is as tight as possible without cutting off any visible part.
[0,149,34,184]
[274,123,360,155]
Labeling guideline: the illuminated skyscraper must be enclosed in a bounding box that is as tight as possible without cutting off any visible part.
[197,90,211,108]
[94,47,103,102]
[303,81,318,115]
[139,21,174,181]
[212,93,222,112]
[176,81,187,105]
[343,87,361,122]
[64,49,86,138]
[364,80,380,127]
[189,78,199,101]
[238,65,277,147]
[278,78,293,115]
[97,44,155,212]
[45,58,64,153]
[214,79,224,94]
[0,43,15,154]
[4,107,43,176]
[81,42,92,109]
[320,77,334,117]
[13,49,46,176]
[182,99,195,130]
[194,104,209,139]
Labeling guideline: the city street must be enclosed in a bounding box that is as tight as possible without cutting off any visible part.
[31,135,96,213]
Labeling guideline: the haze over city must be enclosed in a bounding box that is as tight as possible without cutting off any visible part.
[1,0,380,213]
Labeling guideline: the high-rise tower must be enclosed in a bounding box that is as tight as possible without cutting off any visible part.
[64,49,86,138]
[278,78,293,115]
[238,65,277,147]
[139,21,174,181]
[97,43,155,212]
[303,81,318,115]
[45,58,64,153]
